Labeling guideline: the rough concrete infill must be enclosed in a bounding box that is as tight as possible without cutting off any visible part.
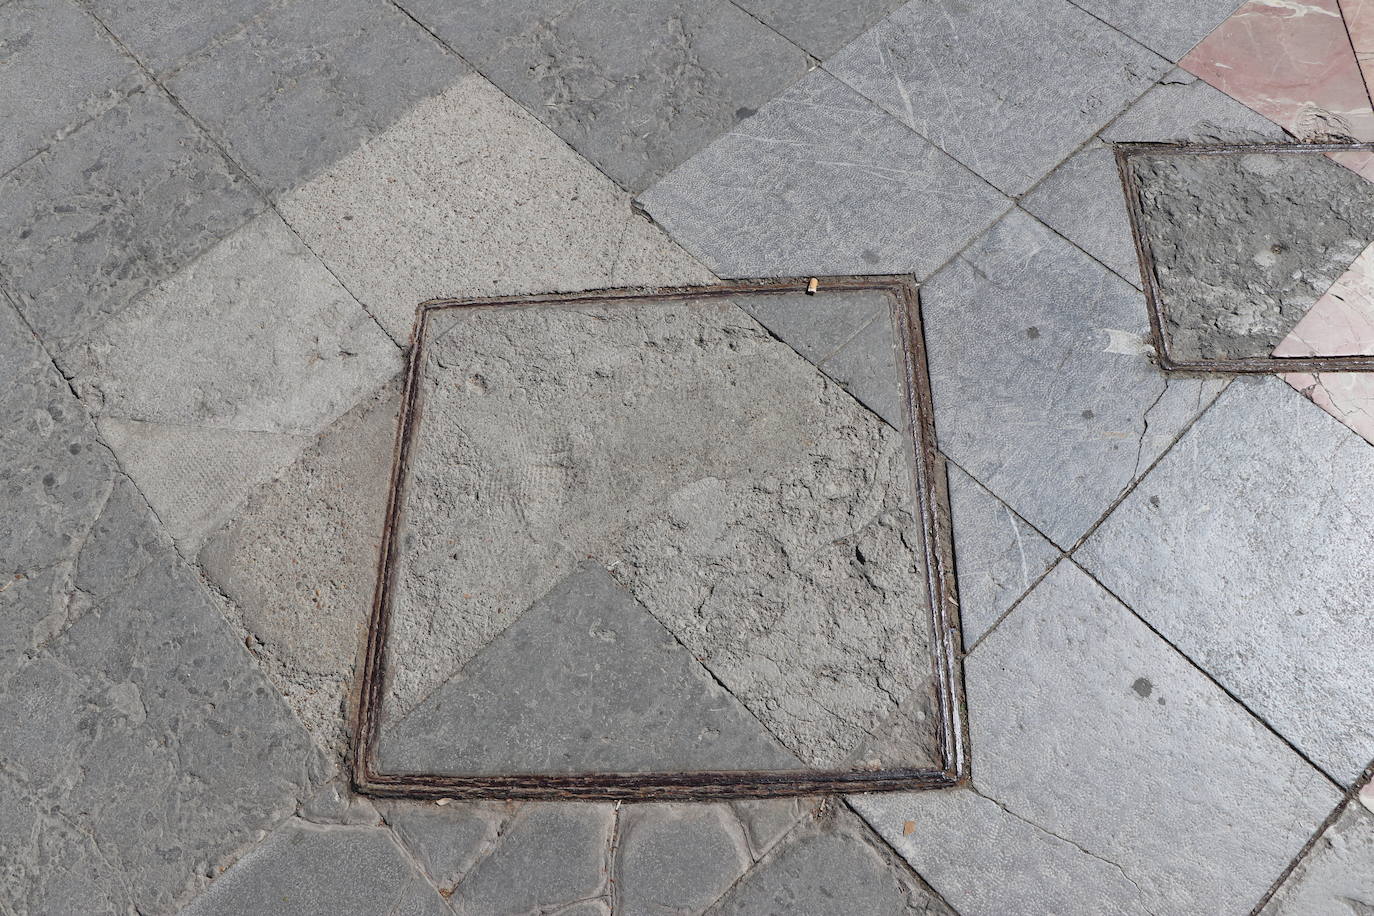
[1129,148,1374,360]
[378,293,941,773]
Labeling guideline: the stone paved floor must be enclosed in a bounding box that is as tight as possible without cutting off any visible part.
[4,0,1374,913]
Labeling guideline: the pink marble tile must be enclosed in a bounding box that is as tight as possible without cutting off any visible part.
[1284,371,1374,444]
[1181,0,1374,141]
[1340,0,1374,50]
[1274,241,1374,356]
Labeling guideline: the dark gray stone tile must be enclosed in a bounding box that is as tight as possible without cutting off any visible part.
[922,209,1225,548]
[0,0,143,176]
[615,804,752,915]
[826,0,1169,195]
[730,797,817,860]
[1021,69,1287,286]
[378,563,799,775]
[1263,791,1374,913]
[179,820,443,915]
[381,799,508,893]
[708,810,952,915]
[1078,376,1374,782]
[817,310,902,428]
[1069,0,1248,61]
[0,88,263,354]
[397,0,812,191]
[639,70,1009,278]
[731,0,905,58]
[738,288,888,367]
[165,0,462,195]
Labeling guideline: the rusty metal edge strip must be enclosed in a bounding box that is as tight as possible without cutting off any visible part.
[1116,140,1374,374]
[351,276,967,800]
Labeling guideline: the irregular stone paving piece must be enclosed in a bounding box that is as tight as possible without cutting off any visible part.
[1078,377,1374,782]
[826,0,1169,195]
[165,0,463,195]
[731,0,905,58]
[385,297,938,768]
[1277,240,1374,357]
[279,76,714,341]
[554,903,611,916]
[0,0,143,176]
[730,797,820,860]
[298,780,381,828]
[379,564,799,774]
[0,87,263,355]
[395,0,811,191]
[1021,68,1287,286]
[878,561,1337,914]
[1283,370,1374,446]
[639,70,1009,279]
[946,465,1059,647]
[381,799,512,892]
[0,290,43,385]
[1128,149,1374,361]
[179,820,446,916]
[707,808,953,915]
[1069,0,1249,61]
[615,804,753,915]
[922,209,1226,549]
[446,804,614,916]
[200,379,401,760]
[80,0,278,74]
[850,787,1144,916]
[67,213,400,433]
[1263,791,1374,913]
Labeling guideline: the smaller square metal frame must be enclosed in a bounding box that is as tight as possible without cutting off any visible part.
[1116,140,1374,374]
[350,276,969,801]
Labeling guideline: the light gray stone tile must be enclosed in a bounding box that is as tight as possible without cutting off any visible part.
[382,800,510,893]
[397,0,811,191]
[922,209,1225,548]
[79,0,278,74]
[1069,0,1248,61]
[279,76,713,341]
[732,0,906,58]
[896,561,1337,914]
[946,464,1059,646]
[0,88,263,354]
[708,809,952,915]
[1078,376,1374,782]
[1022,70,1287,285]
[826,0,1169,195]
[1264,793,1374,913]
[738,288,889,367]
[816,309,903,428]
[179,821,441,916]
[165,0,463,195]
[615,804,753,916]
[447,804,614,916]
[0,0,143,176]
[639,70,1009,279]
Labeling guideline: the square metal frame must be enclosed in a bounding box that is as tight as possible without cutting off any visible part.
[351,276,969,800]
[1116,140,1374,374]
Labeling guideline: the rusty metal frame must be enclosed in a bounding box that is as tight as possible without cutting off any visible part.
[1116,140,1374,373]
[351,276,968,800]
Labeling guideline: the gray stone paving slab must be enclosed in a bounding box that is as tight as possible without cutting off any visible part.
[615,804,753,915]
[0,291,43,385]
[814,307,903,428]
[200,379,401,760]
[922,208,1226,549]
[79,0,277,74]
[0,87,263,354]
[737,288,888,368]
[279,76,714,341]
[1021,69,1287,285]
[1069,0,1248,61]
[865,560,1337,914]
[165,0,463,195]
[825,0,1169,195]
[1263,790,1374,913]
[732,0,906,58]
[638,70,1010,279]
[707,809,952,915]
[396,0,812,191]
[730,798,820,860]
[379,564,800,774]
[179,820,446,916]
[1078,376,1374,782]
[0,0,143,176]
[946,464,1059,647]
[1129,149,1374,360]
[381,800,510,893]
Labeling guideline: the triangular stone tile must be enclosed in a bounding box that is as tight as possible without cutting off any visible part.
[376,562,799,775]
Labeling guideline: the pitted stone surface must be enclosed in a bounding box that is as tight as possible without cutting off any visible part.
[1263,793,1374,913]
[615,804,753,915]
[1130,149,1374,360]
[383,297,937,769]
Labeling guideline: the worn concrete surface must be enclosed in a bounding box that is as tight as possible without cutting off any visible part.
[639,70,1010,279]
[1078,376,1374,783]
[1131,148,1374,360]
[1263,788,1374,913]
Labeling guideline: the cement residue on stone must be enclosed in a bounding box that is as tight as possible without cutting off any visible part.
[381,296,938,770]
[1130,150,1374,360]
